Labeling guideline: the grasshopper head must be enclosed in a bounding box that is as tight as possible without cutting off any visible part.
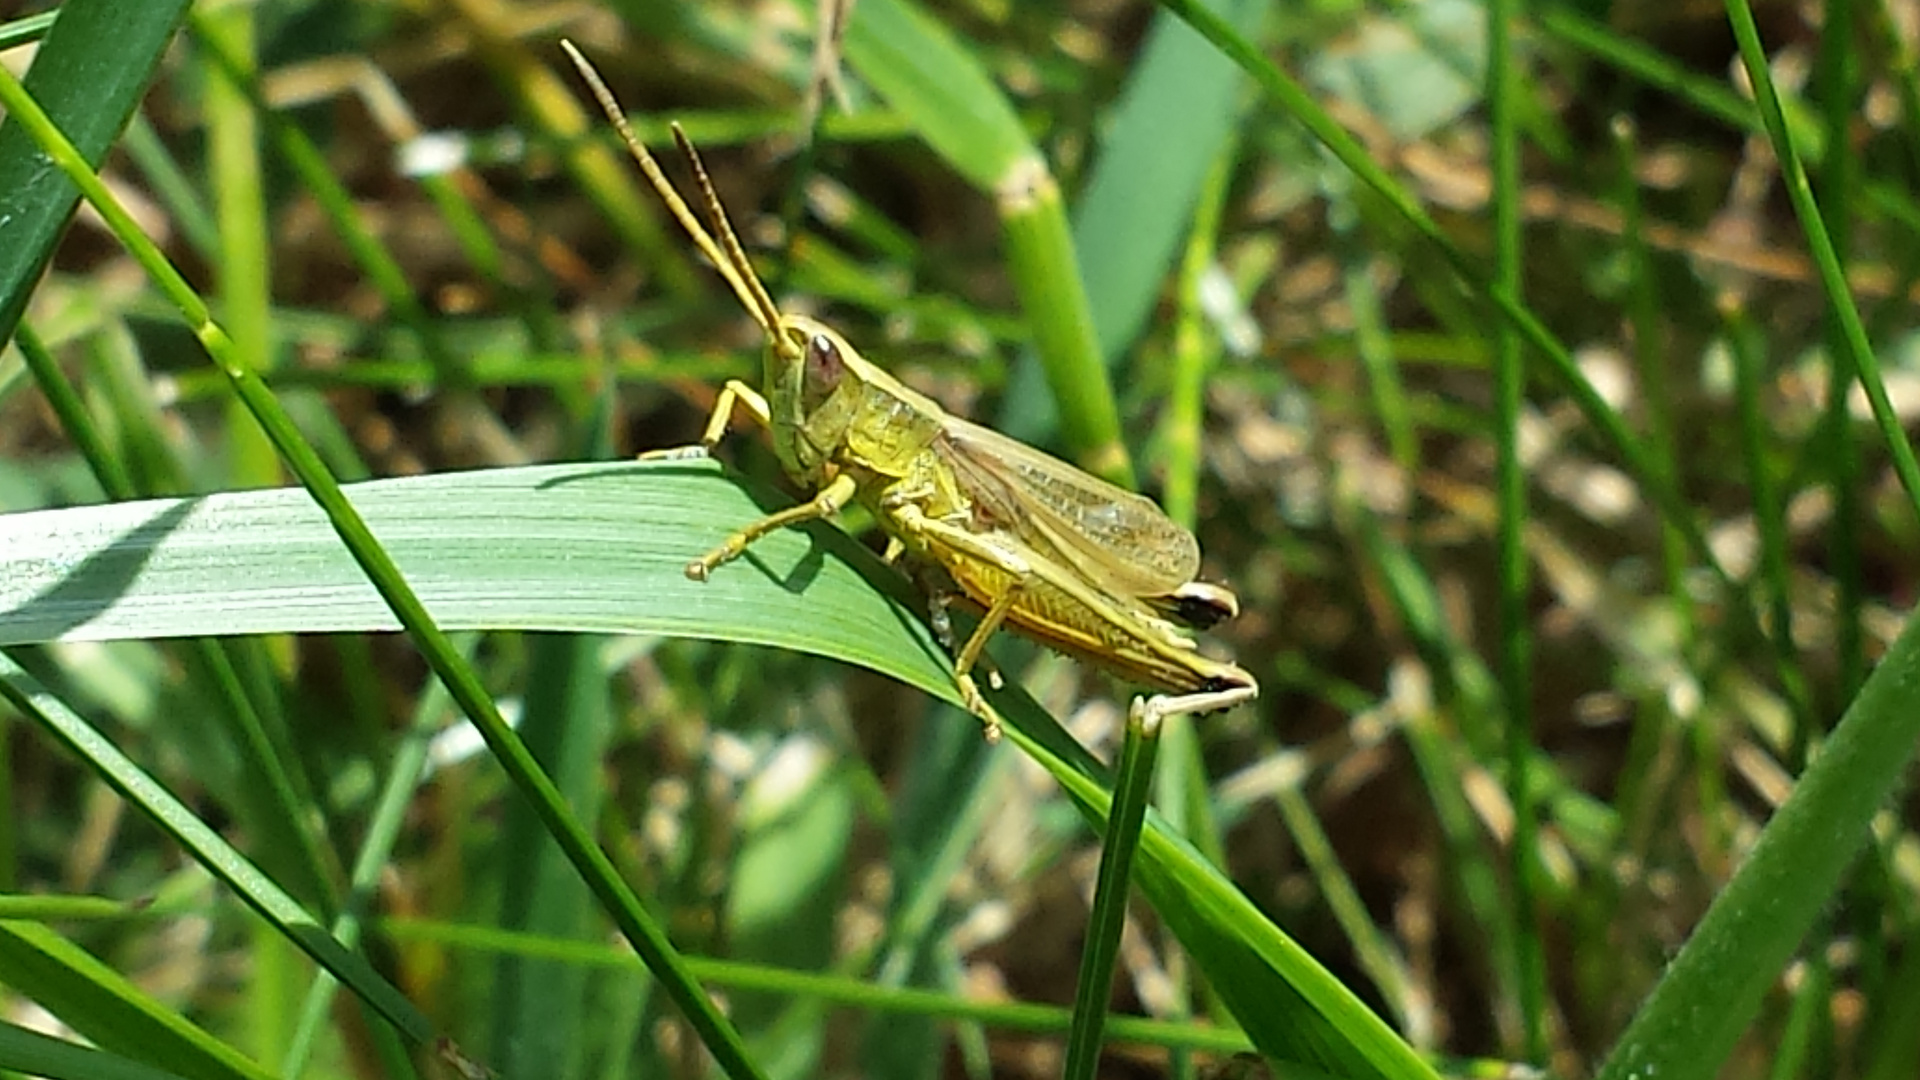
[564,44,871,480]
[784,314,858,413]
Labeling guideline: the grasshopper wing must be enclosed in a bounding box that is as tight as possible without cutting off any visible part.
[934,417,1201,598]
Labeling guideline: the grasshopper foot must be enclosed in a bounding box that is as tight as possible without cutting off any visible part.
[954,671,1003,743]
[686,533,753,581]
[1128,696,1164,737]
[639,444,715,462]
[1131,681,1261,733]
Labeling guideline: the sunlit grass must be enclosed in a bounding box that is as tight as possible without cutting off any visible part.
[2,1,1919,1079]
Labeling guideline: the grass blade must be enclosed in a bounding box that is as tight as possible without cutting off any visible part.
[0,0,189,343]
[843,0,1129,481]
[1596,608,1920,1080]
[1063,707,1161,1080]
[0,456,1433,1077]
[0,59,771,1080]
[0,654,437,1048]
[0,921,275,1080]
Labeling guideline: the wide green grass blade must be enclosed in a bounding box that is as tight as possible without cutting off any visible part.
[0,0,190,345]
[0,462,951,686]
[0,460,1429,1077]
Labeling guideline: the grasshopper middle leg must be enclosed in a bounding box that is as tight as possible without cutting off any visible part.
[904,559,1005,692]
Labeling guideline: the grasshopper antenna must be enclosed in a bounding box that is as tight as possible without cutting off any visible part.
[559,40,784,338]
[668,125,787,348]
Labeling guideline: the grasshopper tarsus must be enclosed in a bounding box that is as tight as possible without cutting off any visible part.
[1130,682,1261,733]
[945,666,1004,741]
[927,591,957,650]
[638,444,714,463]
[689,537,749,579]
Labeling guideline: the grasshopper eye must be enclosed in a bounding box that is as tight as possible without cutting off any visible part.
[798,331,845,411]
[804,332,844,392]
[807,333,842,377]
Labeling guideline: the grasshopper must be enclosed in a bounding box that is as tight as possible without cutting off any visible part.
[562,42,1257,733]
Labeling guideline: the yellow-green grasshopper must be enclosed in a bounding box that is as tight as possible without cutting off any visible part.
[562,43,1257,731]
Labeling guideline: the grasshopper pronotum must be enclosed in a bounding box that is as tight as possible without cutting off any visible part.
[562,42,1257,733]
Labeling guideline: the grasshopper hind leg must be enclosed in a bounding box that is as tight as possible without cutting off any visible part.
[927,594,1004,687]
[1131,680,1260,734]
[928,581,1013,740]
[894,522,1028,740]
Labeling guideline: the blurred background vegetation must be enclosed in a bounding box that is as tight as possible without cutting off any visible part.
[3,0,1920,1077]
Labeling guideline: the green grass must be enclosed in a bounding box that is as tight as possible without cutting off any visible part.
[3,0,1920,1078]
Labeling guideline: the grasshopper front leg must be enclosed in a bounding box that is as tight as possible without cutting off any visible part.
[688,471,858,581]
[640,378,773,461]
